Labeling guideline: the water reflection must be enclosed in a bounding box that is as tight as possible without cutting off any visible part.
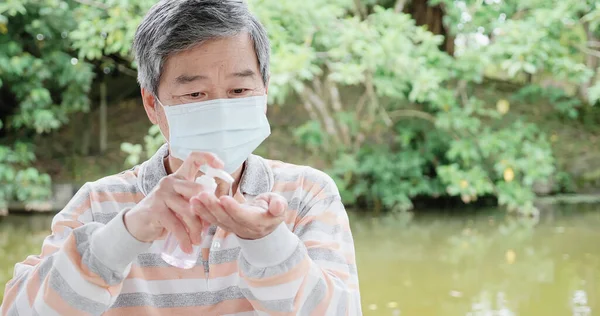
[572,290,591,316]
[467,291,514,316]
[353,205,600,315]
[1,206,599,315]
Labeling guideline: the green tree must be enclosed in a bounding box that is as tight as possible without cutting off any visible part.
[101,0,599,214]
[2,0,599,215]
[0,0,94,207]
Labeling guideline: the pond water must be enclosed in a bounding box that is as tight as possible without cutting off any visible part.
[1,204,599,315]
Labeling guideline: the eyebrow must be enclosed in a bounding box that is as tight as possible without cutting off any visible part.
[229,69,257,79]
[174,74,208,85]
[174,69,257,85]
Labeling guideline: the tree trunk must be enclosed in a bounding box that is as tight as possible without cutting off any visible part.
[404,0,455,55]
[580,21,599,103]
[79,111,91,156]
[99,80,108,153]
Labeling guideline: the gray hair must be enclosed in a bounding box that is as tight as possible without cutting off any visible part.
[133,0,270,95]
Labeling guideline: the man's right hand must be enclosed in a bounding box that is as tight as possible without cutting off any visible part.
[123,152,224,253]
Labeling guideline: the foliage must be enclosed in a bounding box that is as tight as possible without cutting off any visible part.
[0,0,94,203]
[108,0,596,214]
[1,0,599,214]
[250,0,584,214]
[121,124,164,167]
[257,0,598,214]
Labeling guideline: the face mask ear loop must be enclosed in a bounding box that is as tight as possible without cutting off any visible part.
[154,95,169,143]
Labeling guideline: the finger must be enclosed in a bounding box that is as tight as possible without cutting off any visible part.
[201,193,237,231]
[219,196,251,219]
[248,197,269,210]
[172,179,206,200]
[191,196,219,226]
[220,196,267,231]
[164,195,203,245]
[173,152,224,181]
[255,193,288,216]
[160,212,193,253]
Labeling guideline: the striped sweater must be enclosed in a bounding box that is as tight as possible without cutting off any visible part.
[1,144,361,315]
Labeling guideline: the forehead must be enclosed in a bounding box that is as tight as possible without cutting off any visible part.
[160,33,259,82]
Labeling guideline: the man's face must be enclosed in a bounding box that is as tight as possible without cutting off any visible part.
[142,32,267,141]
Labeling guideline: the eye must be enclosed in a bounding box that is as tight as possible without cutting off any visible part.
[231,88,252,96]
[179,92,206,102]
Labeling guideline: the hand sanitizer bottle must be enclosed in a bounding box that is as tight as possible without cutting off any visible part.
[161,165,234,269]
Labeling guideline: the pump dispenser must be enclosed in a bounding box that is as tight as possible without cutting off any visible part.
[161,165,234,269]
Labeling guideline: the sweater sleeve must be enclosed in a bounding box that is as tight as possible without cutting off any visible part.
[237,171,362,315]
[1,183,151,316]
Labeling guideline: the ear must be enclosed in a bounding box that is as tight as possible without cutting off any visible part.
[265,76,269,95]
[141,88,159,125]
[264,77,269,114]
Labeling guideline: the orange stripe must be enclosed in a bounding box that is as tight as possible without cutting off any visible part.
[26,267,42,306]
[116,171,138,182]
[102,298,254,316]
[303,240,341,250]
[40,243,60,257]
[344,253,356,265]
[244,304,291,316]
[127,259,240,281]
[1,277,23,313]
[310,271,335,316]
[295,211,340,227]
[272,179,326,199]
[22,255,42,267]
[213,261,239,277]
[89,191,145,204]
[71,198,92,218]
[327,269,350,282]
[51,220,83,235]
[42,277,86,316]
[267,160,288,169]
[242,256,310,288]
[291,273,310,312]
[127,266,207,281]
[63,235,114,289]
[284,210,298,226]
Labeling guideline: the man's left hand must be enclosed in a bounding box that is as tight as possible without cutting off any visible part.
[191,192,287,240]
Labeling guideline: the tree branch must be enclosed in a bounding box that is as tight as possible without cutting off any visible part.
[388,109,436,123]
[326,79,352,147]
[365,72,392,126]
[303,86,342,145]
[588,41,600,49]
[579,46,600,59]
[352,0,367,20]
[116,64,138,77]
[457,80,469,107]
[73,0,109,10]
[100,57,137,77]
[394,0,407,13]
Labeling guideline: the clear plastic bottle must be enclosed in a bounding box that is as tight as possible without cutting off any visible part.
[161,165,234,269]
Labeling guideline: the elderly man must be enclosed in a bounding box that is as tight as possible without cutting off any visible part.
[1,1,361,315]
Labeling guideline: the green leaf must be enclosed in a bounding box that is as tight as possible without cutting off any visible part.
[588,81,600,105]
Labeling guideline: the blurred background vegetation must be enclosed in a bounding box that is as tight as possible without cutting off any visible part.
[2,0,600,215]
[1,0,600,314]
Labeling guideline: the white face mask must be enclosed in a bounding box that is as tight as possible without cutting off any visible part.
[157,95,271,173]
